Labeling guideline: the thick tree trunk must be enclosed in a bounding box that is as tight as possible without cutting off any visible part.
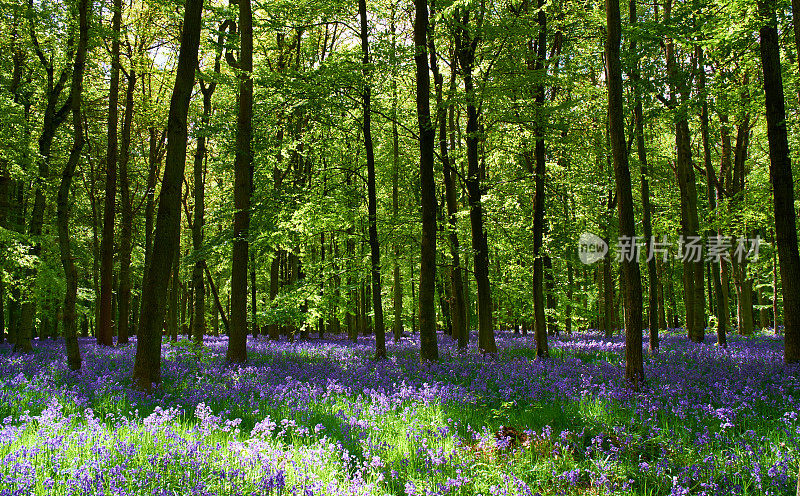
[57,0,90,370]
[607,0,643,383]
[227,0,253,364]
[99,0,122,347]
[759,1,800,363]
[133,0,204,391]
[415,0,439,361]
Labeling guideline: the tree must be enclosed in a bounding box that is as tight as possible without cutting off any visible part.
[359,0,386,359]
[758,0,800,364]
[428,0,467,350]
[133,0,204,391]
[606,0,643,383]
[456,5,496,354]
[414,0,438,362]
[98,0,122,347]
[56,0,90,371]
[226,0,253,364]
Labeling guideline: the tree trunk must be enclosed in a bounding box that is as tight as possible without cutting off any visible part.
[359,0,385,358]
[191,78,215,346]
[629,0,658,351]
[414,0,438,361]
[760,0,800,363]
[665,0,703,343]
[607,0,643,383]
[117,68,136,345]
[99,0,122,347]
[457,8,495,354]
[133,0,204,391]
[696,47,726,347]
[57,0,90,369]
[227,0,252,364]
[16,0,74,352]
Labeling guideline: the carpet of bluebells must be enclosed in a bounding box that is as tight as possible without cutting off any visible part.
[0,330,798,495]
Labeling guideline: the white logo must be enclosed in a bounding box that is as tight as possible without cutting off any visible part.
[578,232,608,264]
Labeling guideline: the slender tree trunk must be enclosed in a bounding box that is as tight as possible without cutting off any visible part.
[192,81,215,346]
[17,0,74,352]
[227,0,253,364]
[773,230,780,332]
[359,0,385,358]
[760,0,800,363]
[629,0,658,351]
[168,245,179,342]
[429,4,466,349]
[457,8,495,354]
[133,0,204,391]
[389,7,403,344]
[99,0,122,347]
[665,0,703,343]
[414,0,438,361]
[117,69,136,345]
[695,47,726,347]
[57,0,90,369]
[607,0,643,383]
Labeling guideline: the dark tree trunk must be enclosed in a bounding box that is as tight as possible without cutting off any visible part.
[359,0,385,358]
[17,0,74,352]
[117,69,136,345]
[167,245,179,342]
[457,8,496,354]
[390,6,404,344]
[428,0,466,349]
[696,47,726,347]
[192,73,217,346]
[250,252,257,339]
[227,0,253,364]
[99,0,122,347]
[607,0,643,383]
[414,0,439,361]
[133,0,204,391]
[760,0,800,363]
[57,0,90,370]
[629,0,658,352]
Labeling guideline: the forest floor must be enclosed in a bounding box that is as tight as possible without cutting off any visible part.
[0,329,796,495]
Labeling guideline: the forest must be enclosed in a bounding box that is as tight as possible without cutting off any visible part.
[1,0,800,493]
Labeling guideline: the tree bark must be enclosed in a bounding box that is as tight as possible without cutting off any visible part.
[192,75,217,346]
[414,0,439,361]
[457,7,496,354]
[117,68,136,345]
[133,0,204,391]
[16,0,75,352]
[57,0,90,370]
[629,0,658,352]
[429,2,466,349]
[607,0,643,383]
[227,0,252,363]
[359,0,386,358]
[759,0,800,363]
[99,0,122,347]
